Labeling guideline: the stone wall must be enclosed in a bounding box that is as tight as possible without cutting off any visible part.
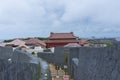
[38,42,120,80]
[75,43,120,80]
[12,50,31,63]
[0,46,13,60]
[0,47,42,80]
[37,52,54,63]
[36,42,120,80]
[68,47,79,75]
[0,62,39,80]
[37,47,80,71]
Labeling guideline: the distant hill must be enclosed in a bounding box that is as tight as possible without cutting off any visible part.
[3,37,48,42]
[37,37,48,40]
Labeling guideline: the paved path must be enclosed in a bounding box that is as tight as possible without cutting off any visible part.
[49,64,65,80]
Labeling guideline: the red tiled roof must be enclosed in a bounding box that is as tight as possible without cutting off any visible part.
[0,42,6,47]
[49,32,77,39]
[9,39,25,45]
[64,43,81,47]
[25,38,46,47]
[79,39,89,45]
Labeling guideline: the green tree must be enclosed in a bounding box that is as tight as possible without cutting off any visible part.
[64,54,68,64]
[32,52,35,55]
[105,42,112,46]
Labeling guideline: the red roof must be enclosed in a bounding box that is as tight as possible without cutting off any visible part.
[9,39,25,45]
[0,42,6,47]
[79,39,89,45]
[25,38,46,47]
[64,43,81,47]
[49,32,77,39]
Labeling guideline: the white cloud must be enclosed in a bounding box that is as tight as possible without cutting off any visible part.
[0,0,120,39]
[60,0,120,24]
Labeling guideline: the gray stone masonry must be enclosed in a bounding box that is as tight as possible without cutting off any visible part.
[0,47,42,80]
[38,42,120,80]
[75,43,120,80]
[0,46,13,60]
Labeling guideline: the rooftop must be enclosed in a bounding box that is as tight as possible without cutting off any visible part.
[49,32,77,39]
[25,38,46,47]
[64,43,81,47]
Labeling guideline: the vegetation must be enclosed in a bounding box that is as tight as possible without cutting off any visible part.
[32,52,35,55]
[34,63,41,80]
[64,54,68,64]
[78,38,81,40]
[23,37,48,40]
[23,37,31,40]
[37,37,48,40]
[4,39,13,42]
[3,37,48,43]
[105,42,112,46]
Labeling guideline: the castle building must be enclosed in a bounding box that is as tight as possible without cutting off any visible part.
[46,32,79,48]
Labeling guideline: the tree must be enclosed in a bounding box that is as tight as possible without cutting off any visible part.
[32,52,35,55]
[105,42,112,46]
[64,54,68,64]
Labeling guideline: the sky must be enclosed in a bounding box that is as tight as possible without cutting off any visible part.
[0,0,120,39]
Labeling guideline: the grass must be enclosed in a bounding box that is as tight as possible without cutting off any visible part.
[34,63,41,80]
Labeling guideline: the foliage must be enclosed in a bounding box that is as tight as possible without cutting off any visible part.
[105,42,112,46]
[23,38,31,40]
[78,38,81,40]
[32,52,35,55]
[4,39,13,42]
[37,37,48,40]
[34,63,41,80]
[64,54,68,64]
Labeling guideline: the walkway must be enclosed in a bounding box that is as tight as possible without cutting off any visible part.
[49,64,65,80]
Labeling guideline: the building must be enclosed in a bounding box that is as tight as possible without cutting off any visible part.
[46,32,80,48]
[4,39,29,50]
[25,38,46,48]
[64,43,81,47]
[0,42,6,47]
[89,38,116,47]
[25,38,46,53]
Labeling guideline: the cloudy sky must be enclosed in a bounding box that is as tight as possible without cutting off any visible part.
[0,0,120,39]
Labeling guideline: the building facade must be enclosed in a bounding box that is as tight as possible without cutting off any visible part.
[46,32,79,48]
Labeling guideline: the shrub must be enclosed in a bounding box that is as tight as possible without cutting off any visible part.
[105,42,112,46]
[64,54,68,64]
[32,52,35,55]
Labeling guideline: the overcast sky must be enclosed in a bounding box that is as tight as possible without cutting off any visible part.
[0,0,120,39]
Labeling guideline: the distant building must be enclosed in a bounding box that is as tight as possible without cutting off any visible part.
[64,43,81,47]
[46,32,80,48]
[79,39,89,46]
[89,38,116,47]
[5,39,29,50]
[25,38,46,53]
[25,38,46,48]
[7,39,25,46]
[0,42,6,47]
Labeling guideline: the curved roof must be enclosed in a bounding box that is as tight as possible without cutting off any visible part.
[49,32,77,39]
[64,43,81,47]
[25,38,46,47]
[9,39,25,45]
